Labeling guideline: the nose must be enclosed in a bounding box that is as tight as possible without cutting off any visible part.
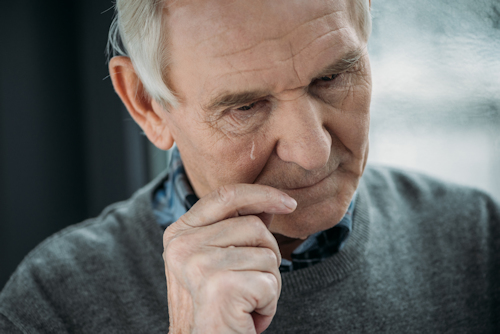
[275,96,332,171]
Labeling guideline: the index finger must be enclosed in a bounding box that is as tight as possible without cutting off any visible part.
[178,184,297,228]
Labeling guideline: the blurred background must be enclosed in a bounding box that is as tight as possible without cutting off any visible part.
[1,0,499,289]
[368,0,500,201]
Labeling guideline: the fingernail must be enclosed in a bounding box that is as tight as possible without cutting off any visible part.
[282,195,297,210]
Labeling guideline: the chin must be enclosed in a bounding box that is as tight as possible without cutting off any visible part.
[270,196,348,239]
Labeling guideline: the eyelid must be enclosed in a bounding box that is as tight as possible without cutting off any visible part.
[232,99,268,112]
[319,73,340,81]
[315,58,363,80]
[236,102,257,111]
[313,73,341,86]
[313,61,363,86]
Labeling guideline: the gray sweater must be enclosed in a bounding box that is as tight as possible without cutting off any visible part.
[1,166,499,333]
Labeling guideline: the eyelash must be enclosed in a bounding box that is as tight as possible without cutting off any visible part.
[237,102,257,111]
[221,100,270,135]
[319,73,340,82]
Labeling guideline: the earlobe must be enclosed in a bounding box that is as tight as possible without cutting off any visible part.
[151,100,175,151]
[109,56,175,151]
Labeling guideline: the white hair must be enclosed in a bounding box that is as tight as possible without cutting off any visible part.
[107,0,372,109]
[108,0,177,109]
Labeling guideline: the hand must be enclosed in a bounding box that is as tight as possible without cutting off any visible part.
[162,184,297,334]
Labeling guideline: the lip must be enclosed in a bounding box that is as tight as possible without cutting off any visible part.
[280,171,333,192]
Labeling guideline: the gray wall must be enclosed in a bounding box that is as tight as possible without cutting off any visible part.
[0,0,153,289]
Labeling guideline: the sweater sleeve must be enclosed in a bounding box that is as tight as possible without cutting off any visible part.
[0,313,23,334]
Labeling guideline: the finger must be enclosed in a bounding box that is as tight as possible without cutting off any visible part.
[203,215,281,265]
[197,270,280,333]
[190,246,281,276]
[179,184,297,229]
[226,271,280,317]
[252,312,273,334]
[164,215,281,266]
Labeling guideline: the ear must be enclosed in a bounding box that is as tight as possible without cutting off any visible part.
[109,56,175,151]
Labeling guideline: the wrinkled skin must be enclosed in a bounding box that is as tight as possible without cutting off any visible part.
[163,184,294,333]
[164,0,371,241]
[110,0,372,332]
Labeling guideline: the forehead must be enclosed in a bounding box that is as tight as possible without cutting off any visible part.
[165,0,362,104]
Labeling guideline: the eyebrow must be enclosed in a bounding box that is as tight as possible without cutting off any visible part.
[205,90,271,112]
[315,48,365,78]
[204,48,365,112]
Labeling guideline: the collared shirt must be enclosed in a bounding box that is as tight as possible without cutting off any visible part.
[153,146,355,272]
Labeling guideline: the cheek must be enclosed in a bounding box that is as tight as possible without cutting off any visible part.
[215,134,273,182]
[195,127,276,192]
[168,104,279,194]
[326,81,371,159]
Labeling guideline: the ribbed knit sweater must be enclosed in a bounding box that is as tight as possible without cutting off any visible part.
[1,166,499,333]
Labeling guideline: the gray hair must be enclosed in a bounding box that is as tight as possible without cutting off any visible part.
[107,0,372,109]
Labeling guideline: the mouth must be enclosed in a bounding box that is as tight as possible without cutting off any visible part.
[280,171,333,191]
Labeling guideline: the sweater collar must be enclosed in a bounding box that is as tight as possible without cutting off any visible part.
[127,158,371,296]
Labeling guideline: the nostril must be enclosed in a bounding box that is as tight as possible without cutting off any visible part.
[276,129,331,171]
[274,96,332,170]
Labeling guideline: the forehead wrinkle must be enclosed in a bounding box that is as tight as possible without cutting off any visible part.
[212,9,343,59]
[169,0,365,111]
[211,25,354,77]
[214,27,352,86]
[203,45,366,112]
[209,44,297,90]
[210,34,361,85]
[208,22,355,90]
[289,26,350,61]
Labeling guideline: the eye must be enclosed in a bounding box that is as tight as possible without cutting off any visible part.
[319,74,340,82]
[237,102,257,111]
[219,100,271,135]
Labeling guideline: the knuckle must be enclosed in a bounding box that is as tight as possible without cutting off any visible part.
[262,272,279,293]
[167,232,187,250]
[264,187,277,201]
[262,247,278,264]
[244,216,269,243]
[215,185,237,205]
[246,215,264,230]
[252,272,279,305]
[162,224,176,247]
[247,215,268,235]
[163,233,190,264]
[262,186,281,204]
[163,217,189,247]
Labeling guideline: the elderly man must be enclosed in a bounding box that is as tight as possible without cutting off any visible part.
[1,0,499,333]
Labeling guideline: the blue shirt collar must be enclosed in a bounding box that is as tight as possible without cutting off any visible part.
[152,146,356,272]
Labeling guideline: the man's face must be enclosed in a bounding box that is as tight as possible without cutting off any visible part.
[162,0,371,239]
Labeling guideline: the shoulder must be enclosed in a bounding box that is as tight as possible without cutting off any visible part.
[5,187,162,287]
[0,173,169,333]
[359,165,500,261]
[361,164,500,220]
[8,198,154,283]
